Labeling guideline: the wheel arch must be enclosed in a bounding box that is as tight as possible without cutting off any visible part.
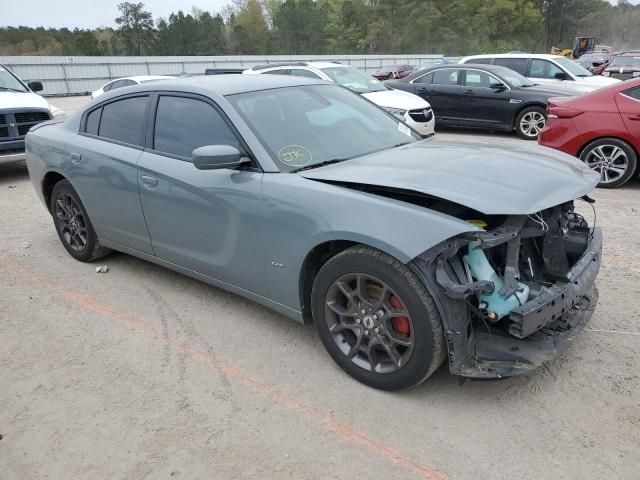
[42,170,68,213]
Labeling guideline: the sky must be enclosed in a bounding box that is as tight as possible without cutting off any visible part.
[0,0,230,29]
[1,0,639,29]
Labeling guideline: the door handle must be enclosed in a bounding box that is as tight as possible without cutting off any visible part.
[141,175,158,188]
[463,89,473,95]
[70,152,82,164]
[629,115,640,121]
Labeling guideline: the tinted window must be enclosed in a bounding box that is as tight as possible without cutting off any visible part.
[432,69,460,85]
[103,82,114,92]
[153,96,240,158]
[469,58,491,65]
[414,72,434,84]
[624,87,640,100]
[290,69,321,78]
[109,80,126,90]
[265,69,290,75]
[464,70,492,87]
[530,59,564,79]
[85,108,101,135]
[494,58,528,75]
[98,96,148,145]
[123,79,137,86]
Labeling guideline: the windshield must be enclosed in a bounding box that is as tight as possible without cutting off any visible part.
[554,56,593,77]
[0,65,28,92]
[227,84,420,172]
[610,56,640,68]
[492,67,535,87]
[320,66,388,93]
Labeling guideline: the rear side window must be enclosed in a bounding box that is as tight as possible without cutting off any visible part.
[265,69,290,75]
[414,72,434,84]
[85,108,101,135]
[432,69,460,85]
[153,95,240,159]
[109,80,126,90]
[493,58,528,75]
[98,96,148,146]
[468,58,491,65]
[290,69,321,78]
[623,87,640,100]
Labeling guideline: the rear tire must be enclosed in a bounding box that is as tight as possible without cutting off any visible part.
[311,245,445,391]
[50,180,112,262]
[579,138,637,189]
[515,106,546,140]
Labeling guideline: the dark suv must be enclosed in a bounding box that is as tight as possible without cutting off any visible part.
[603,52,640,81]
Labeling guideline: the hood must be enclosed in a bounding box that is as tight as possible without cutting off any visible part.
[362,88,431,110]
[299,137,599,215]
[0,91,51,110]
[578,75,620,86]
[522,84,582,97]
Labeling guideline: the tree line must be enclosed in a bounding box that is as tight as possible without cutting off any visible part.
[1,0,639,57]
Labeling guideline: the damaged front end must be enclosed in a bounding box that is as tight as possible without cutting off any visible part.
[411,200,602,379]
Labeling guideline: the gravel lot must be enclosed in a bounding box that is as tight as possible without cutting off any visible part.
[1,96,639,480]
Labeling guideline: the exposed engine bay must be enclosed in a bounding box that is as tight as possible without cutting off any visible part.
[411,199,602,379]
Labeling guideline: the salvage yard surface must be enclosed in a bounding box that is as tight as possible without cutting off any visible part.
[1,96,639,480]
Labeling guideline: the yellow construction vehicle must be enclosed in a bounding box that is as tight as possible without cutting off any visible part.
[550,37,599,59]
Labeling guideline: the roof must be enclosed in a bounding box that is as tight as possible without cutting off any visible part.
[124,73,327,96]
[125,75,175,82]
[460,53,565,61]
[250,61,346,71]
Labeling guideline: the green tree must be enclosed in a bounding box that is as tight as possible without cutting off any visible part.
[114,2,155,55]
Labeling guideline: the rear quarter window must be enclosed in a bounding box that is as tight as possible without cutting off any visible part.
[624,87,640,100]
[493,58,528,75]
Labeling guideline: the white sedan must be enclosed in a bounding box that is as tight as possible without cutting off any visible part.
[91,75,175,99]
[244,62,435,137]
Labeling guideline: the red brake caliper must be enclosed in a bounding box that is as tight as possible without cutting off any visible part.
[389,295,411,336]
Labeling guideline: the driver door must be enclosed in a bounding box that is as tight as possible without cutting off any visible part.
[137,93,267,295]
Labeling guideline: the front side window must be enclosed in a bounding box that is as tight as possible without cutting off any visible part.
[227,84,420,172]
[98,96,148,146]
[469,58,492,65]
[493,58,528,75]
[553,56,592,77]
[464,70,494,88]
[530,59,564,79]
[153,95,240,159]
[432,69,460,85]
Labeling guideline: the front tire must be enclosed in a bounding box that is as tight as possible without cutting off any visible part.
[515,106,546,140]
[50,180,112,262]
[311,245,445,391]
[579,138,637,188]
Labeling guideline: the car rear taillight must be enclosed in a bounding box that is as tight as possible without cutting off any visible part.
[547,106,583,119]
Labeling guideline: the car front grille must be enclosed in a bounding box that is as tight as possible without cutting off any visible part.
[0,109,51,143]
[408,108,434,123]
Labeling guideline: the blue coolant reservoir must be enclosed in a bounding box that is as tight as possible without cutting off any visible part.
[464,241,530,319]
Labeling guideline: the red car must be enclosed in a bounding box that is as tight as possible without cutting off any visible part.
[539,78,640,188]
[371,64,414,80]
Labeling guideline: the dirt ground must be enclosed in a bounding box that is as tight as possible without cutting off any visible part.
[1,96,639,480]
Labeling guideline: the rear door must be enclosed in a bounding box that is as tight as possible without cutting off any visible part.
[65,94,154,253]
[136,93,267,294]
[411,68,462,121]
[460,69,510,127]
[616,87,640,140]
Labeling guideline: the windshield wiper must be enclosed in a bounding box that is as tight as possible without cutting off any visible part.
[0,87,25,92]
[291,158,346,173]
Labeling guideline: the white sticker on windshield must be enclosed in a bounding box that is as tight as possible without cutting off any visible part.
[398,122,412,137]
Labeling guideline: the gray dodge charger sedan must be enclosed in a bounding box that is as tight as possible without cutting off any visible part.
[25,75,602,390]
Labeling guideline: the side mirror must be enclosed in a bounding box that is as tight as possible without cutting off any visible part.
[490,82,507,91]
[554,72,569,80]
[28,81,43,92]
[192,145,248,170]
